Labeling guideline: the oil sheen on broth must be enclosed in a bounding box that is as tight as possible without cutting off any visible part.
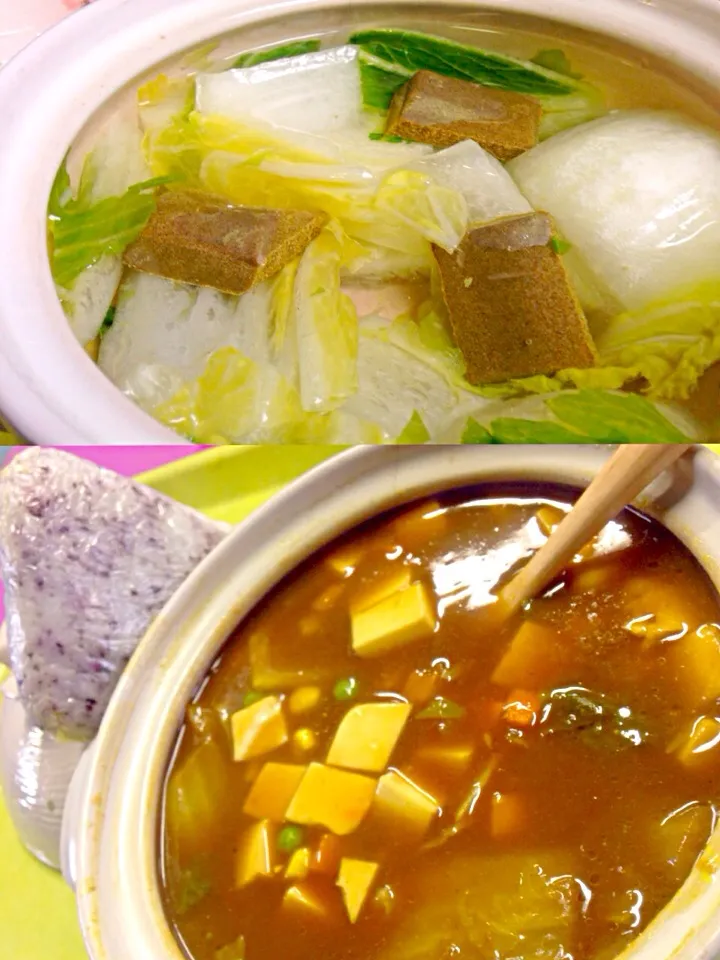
[162,485,720,960]
[54,11,720,444]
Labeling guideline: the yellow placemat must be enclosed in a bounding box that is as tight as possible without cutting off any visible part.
[0,445,336,960]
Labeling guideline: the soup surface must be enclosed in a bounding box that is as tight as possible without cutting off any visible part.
[162,485,720,960]
[49,11,720,444]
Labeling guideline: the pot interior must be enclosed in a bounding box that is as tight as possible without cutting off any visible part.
[149,468,720,960]
[43,0,720,446]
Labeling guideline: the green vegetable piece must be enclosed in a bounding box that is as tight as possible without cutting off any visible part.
[349,28,590,111]
[233,39,321,68]
[48,162,73,219]
[530,49,583,80]
[333,677,359,701]
[48,167,173,289]
[173,865,211,915]
[541,686,651,752]
[277,824,305,853]
[489,418,588,444]
[550,236,572,255]
[546,390,690,443]
[461,418,493,445]
[242,690,265,707]
[483,389,690,444]
[397,410,431,444]
[417,697,466,720]
[368,131,406,142]
[100,305,117,337]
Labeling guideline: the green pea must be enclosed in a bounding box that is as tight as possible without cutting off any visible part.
[333,677,359,700]
[242,690,264,708]
[277,824,305,853]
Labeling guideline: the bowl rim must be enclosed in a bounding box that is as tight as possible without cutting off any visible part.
[1,0,720,442]
[65,442,720,960]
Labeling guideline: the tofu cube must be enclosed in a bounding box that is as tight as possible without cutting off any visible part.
[671,716,720,770]
[285,763,377,835]
[351,581,436,658]
[370,769,439,841]
[337,858,380,923]
[243,762,307,821]
[235,819,276,887]
[231,695,288,762]
[491,620,563,688]
[326,545,364,577]
[413,741,475,776]
[403,668,441,705]
[535,505,565,538]
[327,702,412,773]
[623,578,695,643]
[285,847,312,880]
[350,567,413,616]
[393,500,448,542]
[671,624,720,708]
[282,883,333,921]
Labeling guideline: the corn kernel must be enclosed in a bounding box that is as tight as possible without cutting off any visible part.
[289,686,322,715]
[294,728,317,753]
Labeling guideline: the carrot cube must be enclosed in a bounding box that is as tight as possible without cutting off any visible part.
[502,690,540,728]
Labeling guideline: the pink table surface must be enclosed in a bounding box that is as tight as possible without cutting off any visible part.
[0,1,96,65]
[0,446,208,623]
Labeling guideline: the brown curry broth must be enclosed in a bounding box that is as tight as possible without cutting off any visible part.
[162,484,720,960]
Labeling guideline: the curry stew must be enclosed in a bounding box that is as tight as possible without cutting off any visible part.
[162,484,720,960]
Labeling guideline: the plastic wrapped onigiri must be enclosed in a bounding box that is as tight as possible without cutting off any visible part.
[0,448,227,740]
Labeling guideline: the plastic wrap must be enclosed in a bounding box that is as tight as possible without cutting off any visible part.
[0,448,226,740]
[0,679,86,868]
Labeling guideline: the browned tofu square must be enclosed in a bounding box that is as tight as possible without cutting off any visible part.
[123,189,327,294]
[385,70,541,161]
[433,212,597,384]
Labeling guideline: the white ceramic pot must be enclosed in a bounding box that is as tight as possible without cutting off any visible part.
[58,443,720,960]
[0,0,719,442]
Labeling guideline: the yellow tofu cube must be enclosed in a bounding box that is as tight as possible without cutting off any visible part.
[327,702,412,773]
[285,763,377,835]
[535,505,565,537]
[572,562,616,595]
[337,858,380,923]
[231,695,288,762]
[671,716,720,770]
[249,633,326,691]
[282,883,333,921]
[326,545,364,577]
[491,620,563,688]
[623,578,695,641]
[393,500,448,542]
[288,686,322,715]
[350,567,413,616]
[671,624,720,708]
[235,819,276,887]
[285,847,311,880]
[243,762,307,821]
[413,741,475,776]
[371,769,439,841]
[351,581,436,658]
